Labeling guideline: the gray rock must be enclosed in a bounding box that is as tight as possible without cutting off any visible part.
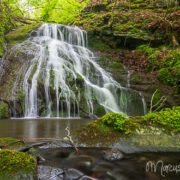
[103,148,124,161]
[37,165,64,180]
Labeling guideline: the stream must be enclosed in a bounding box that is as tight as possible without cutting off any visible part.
[0,118,92,139]
[0,119,180,180]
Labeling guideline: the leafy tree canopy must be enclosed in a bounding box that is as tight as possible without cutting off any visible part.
[24,0,90,23]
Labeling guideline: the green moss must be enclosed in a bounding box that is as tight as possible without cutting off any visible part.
[0,103,9,119]
[28,63,38,83]
[0,149,36,179]
[144,107,180,132]
[94,105,106,117]
[0,138,19,148]
[0,138,24,149]
[50,68,55,87]
[158,68,175,86]
[134,73,140,83]
[5,23,42,46]
[0,36,5,57]
[109,62,123,70]
[109,62,124,80]
[76,73,84,85]
[17,89,25,102]
[75,106,180,145]
[89,38,111,50]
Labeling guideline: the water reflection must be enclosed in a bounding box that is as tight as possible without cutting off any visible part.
[0,119,92,139]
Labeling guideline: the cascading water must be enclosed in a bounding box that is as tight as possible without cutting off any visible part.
[10,23,147,118]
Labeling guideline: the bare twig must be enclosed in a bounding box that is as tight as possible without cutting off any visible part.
[65,127,79,154]
[150,89,166,112]
[150,89,158,112]
[153,96,167,112]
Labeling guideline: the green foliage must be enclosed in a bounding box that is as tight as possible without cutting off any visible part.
[29,0,90,24]
[89,37,111,50]
[0,103,9,119]
[101,113,131,134]
[136,44,154,56]
[0,0,33,55]
[158,68,174,86]
[0,36,5,57]
[100,107,180,135]
[162,50,180,68]
[109,62,123,70]
[136,45,180,89]
[134,73,140,83]
[17,89,25,102]
[94,105,106,117]
[144,106,180,132]
[0,149,36,178]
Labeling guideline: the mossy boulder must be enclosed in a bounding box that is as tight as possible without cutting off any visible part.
[5,23,42,46]
[74,107,180,147]
[0,149,36,179]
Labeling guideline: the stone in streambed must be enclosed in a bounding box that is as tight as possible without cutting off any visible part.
[103,148,124,161]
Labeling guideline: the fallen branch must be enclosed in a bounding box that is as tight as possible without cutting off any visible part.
[65,127,79,154]
[16,142,48,152]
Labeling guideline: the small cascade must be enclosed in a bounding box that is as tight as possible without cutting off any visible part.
[127,70,132,88]
[10,23,147,118]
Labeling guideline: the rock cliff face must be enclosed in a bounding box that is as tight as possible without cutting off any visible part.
[74,0,180,109]
[0,23,147,118]
[0,23,42,117]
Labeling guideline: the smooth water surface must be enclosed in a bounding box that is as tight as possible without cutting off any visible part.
[0,118,92,140]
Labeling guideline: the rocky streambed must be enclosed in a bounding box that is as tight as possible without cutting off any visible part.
[1,133,180,180]
[0,117,180,180]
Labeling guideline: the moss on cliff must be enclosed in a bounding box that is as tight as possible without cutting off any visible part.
[5,23,42,46]
[0,36,5,57]
[75,0,180,46]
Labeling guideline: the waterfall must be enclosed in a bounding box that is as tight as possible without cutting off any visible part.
[10,23,146,118]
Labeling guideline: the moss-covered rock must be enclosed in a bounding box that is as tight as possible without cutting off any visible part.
[0,137,24,149]
[5,23,42,46]
[0,149,36,179]
[73,107,180,146]
[75,0,180,48]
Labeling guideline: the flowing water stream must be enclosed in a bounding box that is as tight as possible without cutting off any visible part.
[10,23,147,118]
